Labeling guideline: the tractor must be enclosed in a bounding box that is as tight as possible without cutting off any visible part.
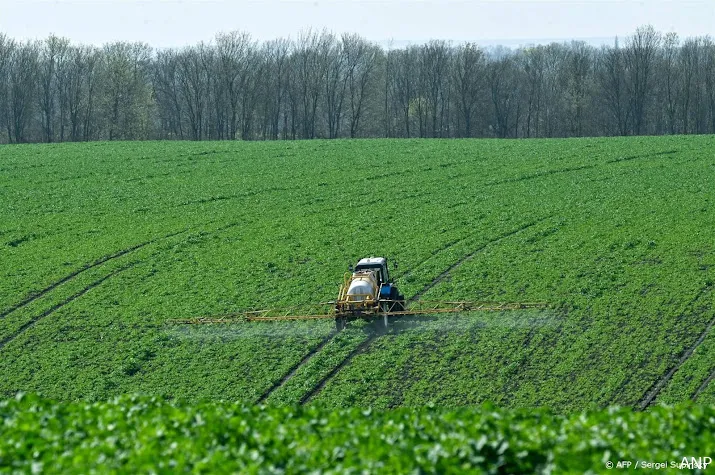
[334,257,405,331]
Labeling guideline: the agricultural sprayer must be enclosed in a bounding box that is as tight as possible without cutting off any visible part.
[171,257,548,330]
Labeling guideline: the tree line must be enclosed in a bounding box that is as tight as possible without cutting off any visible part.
[0,25,714,144]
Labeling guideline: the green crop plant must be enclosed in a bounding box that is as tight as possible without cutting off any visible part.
[1,394,714,474]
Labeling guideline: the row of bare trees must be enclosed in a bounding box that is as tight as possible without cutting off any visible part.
[1,26,714,144]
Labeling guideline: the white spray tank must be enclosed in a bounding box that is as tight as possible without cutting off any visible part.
[346,270,379,302]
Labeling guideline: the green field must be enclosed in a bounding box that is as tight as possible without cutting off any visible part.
[2,393,714,473]
[1,136,714,412]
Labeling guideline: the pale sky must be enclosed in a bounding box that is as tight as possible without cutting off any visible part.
[1,0,713,48]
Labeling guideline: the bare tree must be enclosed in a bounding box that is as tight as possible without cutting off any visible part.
[679,37,707,134]
[541,43,568,137]
[419,40,451,137]
[261,38,290,139]
[215,32,258,140]
[382,42,394,137]
[389,47,417,137]
[342,33,377,138]
[520,46,545,138]
[598,39,630,135]
[488,54,520,138]
[100,42,153,140]
[7,41,39,143]
[624,25,660,135]
[565,41,592,136]
[0,34,16,142]
[66,45,99,141]
[451,43,485,137]
[54,46,73,141]
[176,44,211,140]
[704,37,715,134]
[240,48,263,140]
[294,29,332,139]
[324,38,347,138]
[284,51,301,140]
[153,49,184,139]
[37,35,70,142]
[659,32,680,134]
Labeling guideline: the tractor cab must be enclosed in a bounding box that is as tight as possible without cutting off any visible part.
[354,257,390,285]
[352,256,404,309]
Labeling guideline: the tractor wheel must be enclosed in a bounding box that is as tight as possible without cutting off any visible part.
[335,316,346,332]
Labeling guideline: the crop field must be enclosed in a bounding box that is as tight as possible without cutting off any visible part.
[2,393,714,473]
[1,136,715,412]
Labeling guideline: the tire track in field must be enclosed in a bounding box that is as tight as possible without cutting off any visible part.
[161,218,323,405]
[410,215,552,301]
[606,150,678,164]
[300,216,551,405]
[299,334,378,405]
[174,187,293,208]
[485,165,596,187]
[254,212,461,404]
[0,263,136,352]
[638,290,714,410]
[692,369,715,402]
[0,229,187,320]
[255,331,336,404]
[395,230,477,286]
[1,221,242,352]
